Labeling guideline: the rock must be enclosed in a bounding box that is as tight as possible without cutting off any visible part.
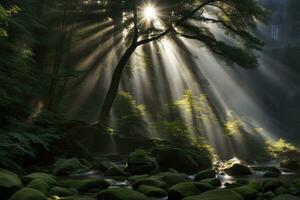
[9,188,47,200]
[151,145,211,174]
[27,179,50,194]
[132,178,168,190]
[60,196,96,200]
[97,188,150,200]
[22,172,58,186]
[272,194,300,200]
[52,158,89,176]
[264,191,275,199]
[194,169,215,181]
[233,183,260,200]
[137,184,167,197]
[223,164,252,176]
[168,182,200,200]
[154,172,191,187]
[129,175,150,182]
[105,165,130,177]
[288,185,299,195]
[194,182,215,191]
[62,178,109,192]
[97,160,115,172]
[199,178,221,187]
[182,189,243,200]
[0,168,22,199]
[125,150,158,175]
[264,171,280,178]
[49,186,76,196]
[263,179,284,191]
[280,160,300,170]
[250,166,281,174]
[275,186,287,195]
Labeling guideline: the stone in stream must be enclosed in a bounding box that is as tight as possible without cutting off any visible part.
[97,188,150,200]
[274,186,288,195]
[272,194,300,200]
[52,158,90,176]
[62,178,109,192]
[132,178,168,190]
[182,189,243,200]
[27,179,50,195]
[8,187,47,200]
[223,163,252,176]
[194,169,216,181]
[168,182,201,200]
[22,172,59,186]
[49,186,76,196]
[137,184,167,197]
[280,159,300,170]
[233,182,261,200]
[105,165,130,177]
[153,172,191,187]
[262,179,285,191]
[263,171,280,178]
[0,168,23,199]
[199,178,221,187]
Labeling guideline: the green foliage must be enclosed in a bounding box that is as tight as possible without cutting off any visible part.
[224,111,242,136]
[266,138,300,159]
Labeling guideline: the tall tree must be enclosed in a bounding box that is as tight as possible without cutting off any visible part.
[98,0,267,125]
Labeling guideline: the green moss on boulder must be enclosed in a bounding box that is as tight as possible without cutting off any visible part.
[137,184,167,197]
[199,178,221,187]
[105,165,130,177]
[168,182,200,200]
[0,168,22,199]
[132,178,168,190]
[52,158,89,176]
[154,172,191,187]
[27,179,49,195]
[125,150,158,175]
[182,189,243,200]
[22,172,58,186]
[97,188,150,200]
[194,169,216,181]
[49,186,76,196]
[9,188,47,200]
[62,178,109,192]
[272,194,300,200]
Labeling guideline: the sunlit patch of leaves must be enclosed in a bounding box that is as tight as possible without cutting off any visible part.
[224,110,242,136]
[266,138,300,158]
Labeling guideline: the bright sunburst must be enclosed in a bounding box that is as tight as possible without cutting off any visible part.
[143,5,157,20]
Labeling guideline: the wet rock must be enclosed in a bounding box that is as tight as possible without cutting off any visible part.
[132,178,168,190]
[233,182,261,200]
[263,179,284,191]
[199,178,221,187]
[194,182,215,191]
[27,179,49,194]
[154,172,191,187]
[137,184,167,197]
[194,169,216,181]
[105,165,130,177]
[168,182,200,200]
[52,158,89,176]
[129,175,150,182]
[125,150,158,175]
[274,186,287,195]
[263,171,280,178]
[8,187,47,200]
[182,189,243,200]
[0,168,22,199]
[263,191,275,199]
[62,178,109,192]
[250,166,281,174]
[22,172,58,186]
[49,186,76,196]
[272,194,300,200]
[223,163,252,176]
[97,188,150,200]
[280,160,300,170]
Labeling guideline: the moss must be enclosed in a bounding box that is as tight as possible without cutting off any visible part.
[137,184,167,197]
[27,179,50,194]
[233,183,259,200]
[22,172,58,186]
[52,158,89,176]
[182,189,243,200]
[194,169,215,181]
[132,178,168,190]
[60,196,96,200]
[129,175,150,182]
[194,182,215,191]
[154,172,191,187]
[272,194,300,200]
[125,150,158,175]
[263,179,284,191]
[62,178,109,192]
[275,186,288,195]
[9,188,47,200]
[105,165,130,177]
[199,178,221,187]
[168,182,200,200]
[98,188,150,200]
[49,186,76,196]
[0,168,22,199]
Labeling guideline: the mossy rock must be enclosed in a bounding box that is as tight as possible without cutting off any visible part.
[168,182,200,200]
[182,189,243,200]
[274,186,287,195]
[125,150,158,175]
[49,186,76,196]
[129,175,150,182]
[62,178,109,192]
[154,172,191,187]
[132,178,168,190]
[194,182,215,191]
[137,184,167,197]
[280,160,300,170]
[272,194,300,200]
[52,158,89,176]
[263,179,285,191]
[60,196,96,200]
[233,183,259,200]
[9,188,47,200]
[194,169,215,181]
[97,188,150,200]
[22,172,58,186]
[27,179,50,195]
[223,164,252,176]
[151,145,211,174]
[105,165,130,177]
[264,171,280,178]
[199,178,221,187]
[0,168,22,199]
[264,191,275,199]
[250,166,281,174]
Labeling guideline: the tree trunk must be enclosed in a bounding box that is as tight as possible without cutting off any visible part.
[99,42,137,124]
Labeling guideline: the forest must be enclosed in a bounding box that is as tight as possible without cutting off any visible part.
[1,0,300,199]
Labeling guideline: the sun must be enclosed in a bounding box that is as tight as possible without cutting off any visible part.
[143,5,157,20]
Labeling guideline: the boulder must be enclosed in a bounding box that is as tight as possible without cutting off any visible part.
[125,150,158,175]
[27,179,50,194]
[264,191,275,199]
[105,165,130,177]
[151,145,211,174]
[168,182,200,200]
[233,183,260,200]
[22,172,58,186]
[52,158,89,176]
[132,178,168,190]
[272,194,300,200]
[137,184,167,197]
[182,189,243,200]
[154,172,191,187]
[264,171,280,178]
[60,196,96,200]
[223,164,252,176]
[274,186,287,195]
[194,182,215,191]
[250,166,281,174]
[280,160,300,170]
[9,188,47,200]
[129,175,150,182]
[49,186,76,196]
[194,169,216,181]
[263,179,284,191]
[0,168,22,199]
[97,188,150,200]
[62,178,109,192]
[199,178,221,187]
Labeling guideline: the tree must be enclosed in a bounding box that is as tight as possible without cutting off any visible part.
[98,0,267,125]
